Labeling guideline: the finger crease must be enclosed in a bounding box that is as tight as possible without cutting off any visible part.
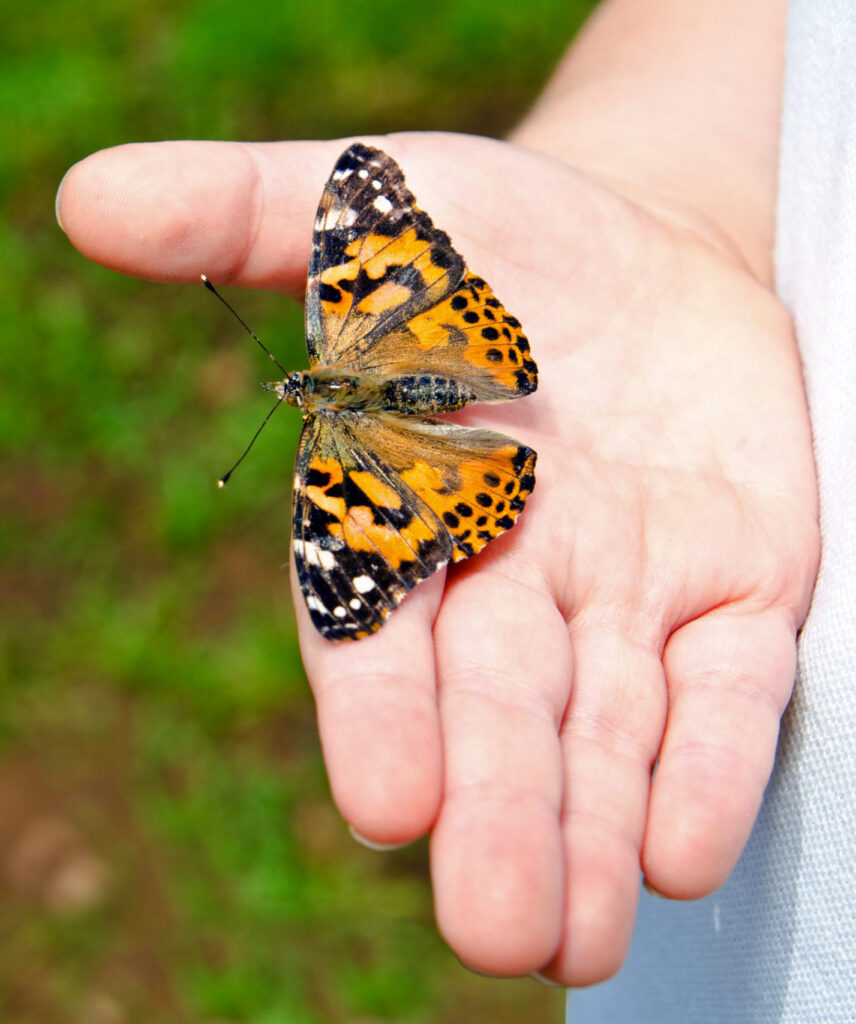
[231,143,266,281]
[442,681,564,730]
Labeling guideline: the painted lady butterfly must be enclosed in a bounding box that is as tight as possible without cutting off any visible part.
[218,143,537,640]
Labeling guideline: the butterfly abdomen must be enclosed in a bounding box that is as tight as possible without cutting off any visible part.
[297,369,476,416]
[379,375,475,414]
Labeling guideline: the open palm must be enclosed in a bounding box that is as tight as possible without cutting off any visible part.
[59,131,819,986]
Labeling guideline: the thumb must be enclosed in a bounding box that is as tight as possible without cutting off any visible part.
[55,138,365,295]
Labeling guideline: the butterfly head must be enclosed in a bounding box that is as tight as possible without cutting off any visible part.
[262,372,306,410]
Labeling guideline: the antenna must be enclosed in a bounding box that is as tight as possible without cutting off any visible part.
[201,274,289,376]
[217,398,283,488]
[200,275,289,487]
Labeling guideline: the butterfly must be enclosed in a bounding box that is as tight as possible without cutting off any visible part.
[220,143,538,641]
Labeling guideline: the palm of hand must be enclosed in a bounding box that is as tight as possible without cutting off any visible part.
[59,131,819,985]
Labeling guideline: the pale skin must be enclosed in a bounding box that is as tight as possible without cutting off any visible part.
[57,0,818,988]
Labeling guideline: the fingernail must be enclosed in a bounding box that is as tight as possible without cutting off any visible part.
[348,825,411,852]
[55,163,75,233]
[529,970,563,988]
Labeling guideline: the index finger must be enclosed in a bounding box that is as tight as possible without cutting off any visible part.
[56,138,351,292]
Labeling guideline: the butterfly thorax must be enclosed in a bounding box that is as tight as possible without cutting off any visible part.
[265,369,475,417]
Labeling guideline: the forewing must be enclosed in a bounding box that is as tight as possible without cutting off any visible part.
[291,411,453,641]
[359,270,539,402]
[305,143,465,368]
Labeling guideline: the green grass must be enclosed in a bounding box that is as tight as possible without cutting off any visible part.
[0,1,597,1020]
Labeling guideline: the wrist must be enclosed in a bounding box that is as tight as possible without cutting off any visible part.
[512,0,787,285]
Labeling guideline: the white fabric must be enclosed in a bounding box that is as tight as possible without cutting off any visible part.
[567,1,856,1019]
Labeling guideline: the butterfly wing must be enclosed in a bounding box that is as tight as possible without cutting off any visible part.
[292,411,536,641]
[292,411,454,640]
[305,143,465,368]
[306,144,537,402]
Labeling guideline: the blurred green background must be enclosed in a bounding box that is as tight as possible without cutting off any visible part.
[1,2,597,1021]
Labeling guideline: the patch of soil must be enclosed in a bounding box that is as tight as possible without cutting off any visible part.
[0,719,191,1023]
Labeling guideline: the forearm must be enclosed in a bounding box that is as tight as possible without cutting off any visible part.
[513,0,787,283]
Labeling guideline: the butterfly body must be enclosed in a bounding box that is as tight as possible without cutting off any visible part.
[266,369,476,416]
[251,143,539,641]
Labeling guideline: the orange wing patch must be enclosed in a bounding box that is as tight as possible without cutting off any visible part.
[356,281,413,317]
[329,501,438,571]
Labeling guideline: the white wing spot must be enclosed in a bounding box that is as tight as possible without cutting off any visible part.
[353,575,376,593]
[373,195,393,214]
[333,606,347,619]
[349,598,361,610]
[307,595,327,613]
[371,178,382,189]
[358,168,369,179]
[300,540,336,571]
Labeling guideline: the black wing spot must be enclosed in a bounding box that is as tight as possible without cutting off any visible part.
[512,447,535,473]
[334,145,368,173]
[306,467,332,488]
[514,369,536,393]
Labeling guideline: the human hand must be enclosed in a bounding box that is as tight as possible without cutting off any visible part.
[57,130,818,985]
